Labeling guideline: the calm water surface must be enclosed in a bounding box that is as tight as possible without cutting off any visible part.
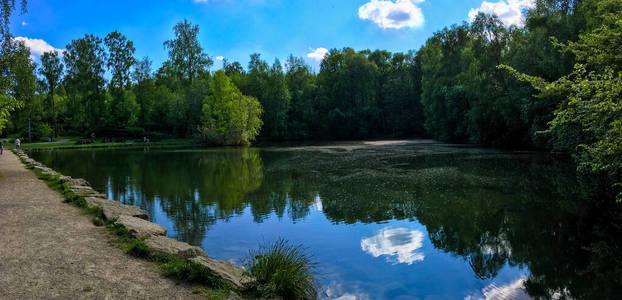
[30,141,622,299]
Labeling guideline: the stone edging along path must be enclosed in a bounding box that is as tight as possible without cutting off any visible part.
[13,150,251,292]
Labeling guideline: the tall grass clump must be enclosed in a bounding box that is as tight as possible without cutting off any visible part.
[244,238,318,300]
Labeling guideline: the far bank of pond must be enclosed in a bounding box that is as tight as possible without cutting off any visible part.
[29,140,622,299]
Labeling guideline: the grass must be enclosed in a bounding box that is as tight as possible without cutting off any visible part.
[11,137,198,151]
[244,238,318,300]
[16,151,236,298]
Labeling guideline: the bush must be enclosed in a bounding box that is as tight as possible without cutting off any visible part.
[244,238,318,300]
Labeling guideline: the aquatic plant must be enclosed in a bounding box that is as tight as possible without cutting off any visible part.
[244,238,318,300]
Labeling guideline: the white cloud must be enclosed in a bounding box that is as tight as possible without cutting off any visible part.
[306,47,329,63]
[14,37,63,57]
[21,21,28,26]
[468,0,535,27]
[215,56,224,61]
[361,227,424,265]
[358,0,425,29]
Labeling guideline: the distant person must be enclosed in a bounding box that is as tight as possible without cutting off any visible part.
[47,136,52,142]
[14,138,20,150]
[0,140,3,155]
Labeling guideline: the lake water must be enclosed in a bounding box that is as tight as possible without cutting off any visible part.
[30,140,622,299]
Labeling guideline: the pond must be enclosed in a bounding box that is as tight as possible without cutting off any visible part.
[30,140,622,299]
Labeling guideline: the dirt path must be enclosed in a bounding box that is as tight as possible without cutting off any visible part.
[0,151,201,299]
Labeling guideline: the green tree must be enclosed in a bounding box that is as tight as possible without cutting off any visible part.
[502,0,622,199]
[285,55,316,139]
[63,34,107,134]
[199,70,262,146]
[316,48,380,139]
[162,20,213,136]
[4,39,36,140]
[163,19,212,84]
[223,59,248,94]
[104,30,138,131]
[419,24,470,142]
[262,59,290,139]
[132,57,156,130]
[0,0,28,133]
[39,51,63,137]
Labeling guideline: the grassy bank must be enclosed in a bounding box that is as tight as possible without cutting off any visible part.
[10,138,199,151]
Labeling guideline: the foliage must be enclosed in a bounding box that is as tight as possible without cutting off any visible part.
[163,19,212,84]
[244,238,318,300]
[39,51,63,136]
[0,0,27,39]
[63,34,107,133]
[502,0,622,200]
[199,70,262,146]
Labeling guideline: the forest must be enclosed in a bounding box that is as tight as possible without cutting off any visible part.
[0,0,620,199]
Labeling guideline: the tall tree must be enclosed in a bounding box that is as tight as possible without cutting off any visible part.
[105,30,138,130]
[105,30,135,89]
[262,59,290,139]
[285,55,316,139]
[163,19,212,85]
[162,20,212,136]
[0,0,26,39]
[132,56,156,129]
[63,34,107,134]
[39,51,63,137]
[5,39,36,140]
[0,0,27,133]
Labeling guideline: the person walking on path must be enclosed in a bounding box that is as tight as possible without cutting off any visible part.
[14,138,20,150]
[1,140,3,155]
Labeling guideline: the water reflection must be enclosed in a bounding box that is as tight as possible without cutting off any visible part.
[31,145,622,299]
[466,277,530,300]
[361,227,424,265]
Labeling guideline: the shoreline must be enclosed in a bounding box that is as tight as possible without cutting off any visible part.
[11,149,251,298]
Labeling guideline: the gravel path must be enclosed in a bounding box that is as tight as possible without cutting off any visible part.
[0,151,202,299]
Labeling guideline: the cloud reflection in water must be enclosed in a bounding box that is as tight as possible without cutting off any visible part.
[361,227,425,265]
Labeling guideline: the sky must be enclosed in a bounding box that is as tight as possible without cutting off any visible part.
[11,0,535,72]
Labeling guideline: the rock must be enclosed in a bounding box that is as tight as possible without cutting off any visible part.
[144,236,206,258]
[34,166,58,176]
[60,176,90,187]
[69,186,106,198]
[84,197,103,207]
[227,291,242,300]
[190,256,251,290]
[84,197,149,220]
[116,215,166,239]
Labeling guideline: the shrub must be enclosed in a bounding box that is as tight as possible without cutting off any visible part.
[244,238,318,300]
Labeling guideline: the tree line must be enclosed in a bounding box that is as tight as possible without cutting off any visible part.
[0,0,619,197]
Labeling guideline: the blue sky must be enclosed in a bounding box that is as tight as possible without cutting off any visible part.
[11,0,534,72]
